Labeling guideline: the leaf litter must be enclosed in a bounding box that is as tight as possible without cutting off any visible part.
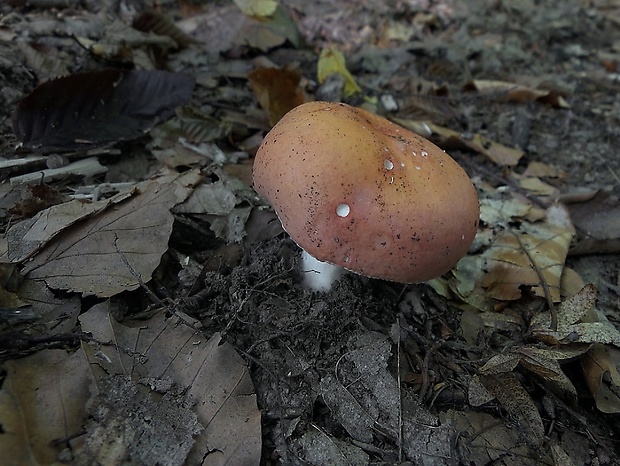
[0,1,620,465]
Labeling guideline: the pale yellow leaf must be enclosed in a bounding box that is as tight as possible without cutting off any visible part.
[233,0,278,17]
[317,47,361,98]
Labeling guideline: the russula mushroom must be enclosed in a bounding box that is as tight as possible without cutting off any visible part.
[252,101,479,290]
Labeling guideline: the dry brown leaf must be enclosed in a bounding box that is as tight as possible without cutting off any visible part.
[393,118,524,166]
[249,64,305,125]
[480,372,545,445]
[4,189,134,263]
[478,352,519,375]
[464,79,571,108]
[581,344,620,413]
[567,190,620,255]
[523,161,567,179]
[79,302,261,465]
[21,172,198,297]
[530,285,620,346]
[480,201,573,302]
[0,349,95,464]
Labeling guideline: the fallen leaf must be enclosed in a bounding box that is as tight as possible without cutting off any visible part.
[581,344,620,413]
[464,79,570,108]
[319,332,454,463]
[5,188,135,263]
[79,302,261,465]
[480,372,545,446]
[317,47,362,98]
[530,285,620,346]
[293,428,370,466]
[13,69,195,153]
[132,9,193,47]
[393,118,524,166]
[567,190,620,255]
[21,172,198,297]
[249,64,305,125]
[0,349,95,464]
[233,0,278,17]
[440,410,539,464]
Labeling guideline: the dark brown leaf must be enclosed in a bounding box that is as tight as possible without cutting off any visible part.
[12,69,194,153]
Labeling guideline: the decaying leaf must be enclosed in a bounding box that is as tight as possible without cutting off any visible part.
[317,47,362,98]
[249,64,305,125]
[79,302,261,465]
[530,284,620,346]
[293,428,370,466]
[464,79,571,108]
[78,375,202,466]
[20,171,200,297]
[12,69,194,153]
[581,344,620,413]
[319,332,454,463]
[0,349,96,464]
[566,190,620,255]
[440,410,540,464]
[480,372,545,445]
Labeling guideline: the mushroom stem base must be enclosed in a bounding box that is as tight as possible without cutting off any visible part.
[300,249,345,292]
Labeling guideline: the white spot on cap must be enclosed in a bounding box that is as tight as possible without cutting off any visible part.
[336,203,350,217]
[421,150,428,157]
[384,159,394,170]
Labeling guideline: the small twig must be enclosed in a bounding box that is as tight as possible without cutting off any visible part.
[510,228,557,330]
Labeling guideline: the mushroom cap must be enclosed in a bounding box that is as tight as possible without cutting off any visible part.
[252,101,479,283]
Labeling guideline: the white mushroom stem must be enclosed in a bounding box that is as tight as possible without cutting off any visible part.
[300,249,345,292]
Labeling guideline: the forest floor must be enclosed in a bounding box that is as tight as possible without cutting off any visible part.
[1,0,620,465]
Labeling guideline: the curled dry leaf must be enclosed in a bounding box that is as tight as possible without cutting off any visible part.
[530,284,620,346]
[464,79,571,108]
[20,170,200,297]
[581,344,620,413]
[132,9,194,47]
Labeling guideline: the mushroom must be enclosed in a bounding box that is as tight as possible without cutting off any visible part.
[252,101,479,290]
